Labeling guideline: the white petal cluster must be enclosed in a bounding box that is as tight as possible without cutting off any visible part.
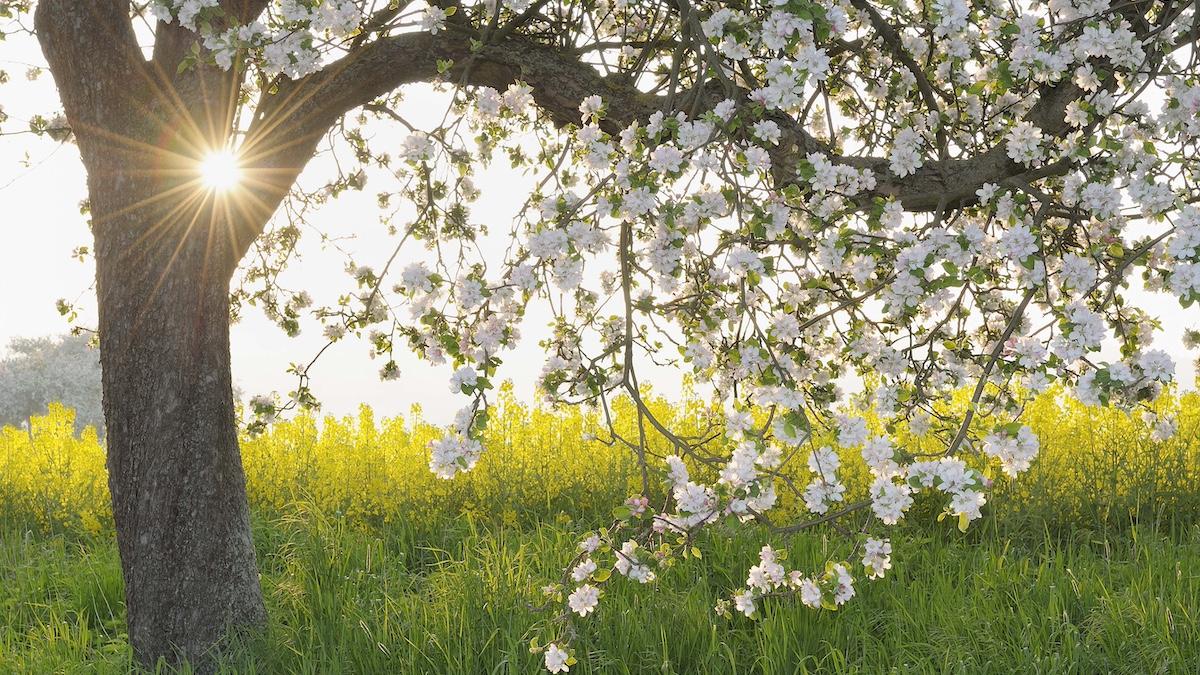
[804,446,846,515]
[1005,122,1045,166]
[907,458,988,523]
[982,426,1040,477]
[544,644,570,673]
[862,538,892,580]
[730,546,857,617]
[613,540,656,583]
[567,584,599,616]
[428,434,483,479]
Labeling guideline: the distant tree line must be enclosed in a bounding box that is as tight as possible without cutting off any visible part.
[0,333,103,434]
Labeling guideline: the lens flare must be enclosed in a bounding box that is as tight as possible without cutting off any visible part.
[198,150,242,191]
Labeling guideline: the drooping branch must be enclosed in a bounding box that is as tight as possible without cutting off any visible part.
[35,0,149,149]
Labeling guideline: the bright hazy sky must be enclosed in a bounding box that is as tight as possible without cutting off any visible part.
[0,29,568,423]
[4,26,1200,425]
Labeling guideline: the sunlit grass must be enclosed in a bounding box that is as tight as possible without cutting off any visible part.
[1,516,1197,674]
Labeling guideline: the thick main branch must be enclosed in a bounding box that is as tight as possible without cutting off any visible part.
[251,27,1087,225]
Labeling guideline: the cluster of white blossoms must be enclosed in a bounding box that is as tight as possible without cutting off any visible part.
[427,433,483,479]
[152,0,363,76]
[861,538,892,580]
[661,455,720,530]
[542,642,571,674]
[1162,207,1200,300]
[1005,122,1046,167]
[1141,411,1178,442]
[982,425,1040,477]
[1075,349,1176,409]
[728,545,858,618]
[155,1,1200,670]
[803,446,846,515]
[889,127,926,178]
[1053,301,1107,362]
[908,458,990,525]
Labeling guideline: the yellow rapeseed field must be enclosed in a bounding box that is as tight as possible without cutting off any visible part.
[3,383,1199,535]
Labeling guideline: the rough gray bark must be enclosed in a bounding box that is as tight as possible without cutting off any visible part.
[92,172,267,670]
[36,2,268,670]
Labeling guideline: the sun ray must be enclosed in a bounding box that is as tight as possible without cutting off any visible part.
[199,150,242,191]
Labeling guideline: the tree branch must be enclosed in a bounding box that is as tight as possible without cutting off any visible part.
[231,29,664,261]
[793,79,1086,212]
[234,24,1089,260]
[35,0,149,143]
[221,0,273,24]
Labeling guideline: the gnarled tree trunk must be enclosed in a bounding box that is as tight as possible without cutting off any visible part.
[36,2,275,669]
[90,171,267,668]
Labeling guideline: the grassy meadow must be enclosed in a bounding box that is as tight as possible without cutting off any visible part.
[2,386,1199,673]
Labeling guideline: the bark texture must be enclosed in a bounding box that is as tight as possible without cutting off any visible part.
[36,2,267,670]
[92,175,267,670]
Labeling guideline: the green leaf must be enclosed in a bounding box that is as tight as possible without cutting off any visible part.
[797,159,817,180]
[996,61,1014,92]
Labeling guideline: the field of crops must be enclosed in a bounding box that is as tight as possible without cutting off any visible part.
[2,386,1199,673]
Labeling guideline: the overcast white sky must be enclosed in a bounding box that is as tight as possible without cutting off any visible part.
[4,25,1200,425]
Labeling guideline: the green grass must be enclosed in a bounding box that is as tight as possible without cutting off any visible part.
[5,396,1200,673]
[2,507,1198,674]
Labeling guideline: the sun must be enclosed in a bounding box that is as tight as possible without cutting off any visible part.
[198,150,242,191]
